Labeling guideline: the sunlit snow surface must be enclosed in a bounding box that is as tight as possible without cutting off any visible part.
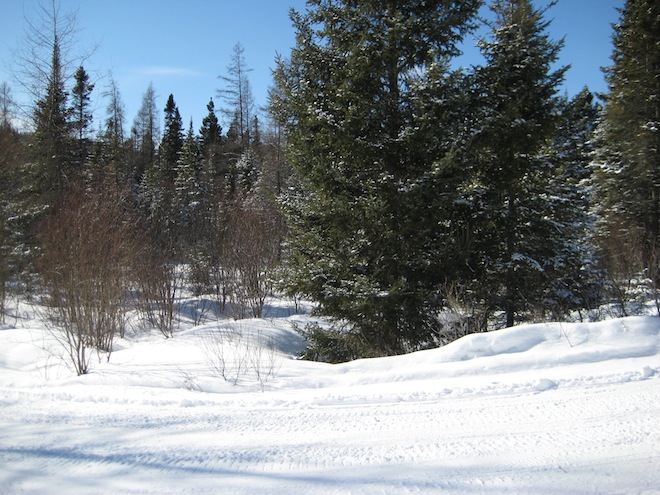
[1,299,659,494]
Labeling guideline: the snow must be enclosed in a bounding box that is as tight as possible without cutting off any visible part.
[1,299,659,494]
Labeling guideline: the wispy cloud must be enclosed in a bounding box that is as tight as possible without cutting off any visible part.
[138,66,205,77]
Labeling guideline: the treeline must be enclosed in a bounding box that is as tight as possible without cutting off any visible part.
[1,0,658,365]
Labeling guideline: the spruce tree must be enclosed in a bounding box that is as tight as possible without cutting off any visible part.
[199,98,224,190]
[199,98,222,163]
[142,94,183,248]
[175,119,202,244]
[543,89,602,318]
[33,35,72,200]
[0,95,22,317]
[470,0,567,326]
[70,65,94,171]
[274,0,481,356]
[595,0,660,285]
[159,94,184,185]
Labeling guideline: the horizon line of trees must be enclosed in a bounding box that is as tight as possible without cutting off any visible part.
[1,0,658,368]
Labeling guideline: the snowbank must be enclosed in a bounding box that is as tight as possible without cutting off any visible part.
[0,308,659,494]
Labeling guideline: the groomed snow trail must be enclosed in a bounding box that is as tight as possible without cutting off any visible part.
[2,376,659,493]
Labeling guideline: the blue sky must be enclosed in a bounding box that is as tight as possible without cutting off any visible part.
[1,0,623,133]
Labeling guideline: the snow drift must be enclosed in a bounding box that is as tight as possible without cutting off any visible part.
[0,304,659,494]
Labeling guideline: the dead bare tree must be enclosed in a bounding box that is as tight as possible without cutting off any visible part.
[10,0,94,127]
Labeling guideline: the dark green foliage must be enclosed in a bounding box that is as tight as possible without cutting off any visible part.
[274,0,482,356]
[199,98,223,165]
[70,65,94,170]
[32,36,73,200]
[0,123,27,318]
[468,0,568,326]
[596,0,660,276]
[175,120,203,243]
[141,94,184,249]
[3,0,649,362]
[160,94,184,185]
[542,89,603,317]
[295,323,368,363]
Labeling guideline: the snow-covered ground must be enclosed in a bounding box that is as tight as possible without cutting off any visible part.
[1,298,659,494]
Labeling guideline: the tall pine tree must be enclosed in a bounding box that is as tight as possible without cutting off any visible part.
[175,119,202,245]
[274,0,481,356]
[199,98,222,164]
[470,0,567,327]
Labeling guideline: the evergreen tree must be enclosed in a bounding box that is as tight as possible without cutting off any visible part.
[70,65,94,170]
[199,97,224,189]
[159,94,184,184]
[251,115,261,148]
[141,94,183,249]
[470,0,567,327]
[0,99,23,317]
[225,112,240,147]
[595,0,660,282]
[175,119,202,243]
[273,0,481,356]
[199,98,223,162]
[543,89,603,318]
[235,149,260,194]
[32,34,72,199]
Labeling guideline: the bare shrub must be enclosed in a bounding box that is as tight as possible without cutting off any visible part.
[437,281,490,344]
[135,245,180,338]
[201,324,280,388]
[600,223,647,317]
[224,204,281,319]
[189,195,231,315]
[37,182,140,375]
[201,326,243,384]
